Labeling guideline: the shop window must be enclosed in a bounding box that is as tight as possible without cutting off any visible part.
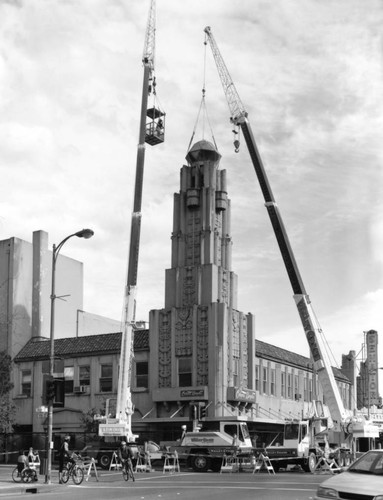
[100,364,113,392]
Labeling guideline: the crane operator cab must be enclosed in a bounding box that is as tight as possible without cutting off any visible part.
[145,106,165,145]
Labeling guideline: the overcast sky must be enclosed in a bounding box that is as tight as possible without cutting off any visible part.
[1,0,383,380]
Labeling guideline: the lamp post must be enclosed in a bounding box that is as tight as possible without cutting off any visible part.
[45,228,94,484]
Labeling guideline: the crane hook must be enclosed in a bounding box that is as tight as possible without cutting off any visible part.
[234,139,240,153]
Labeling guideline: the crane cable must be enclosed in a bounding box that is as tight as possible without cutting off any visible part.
[186,34,218,155]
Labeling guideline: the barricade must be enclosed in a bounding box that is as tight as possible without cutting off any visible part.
[163,451,180,474]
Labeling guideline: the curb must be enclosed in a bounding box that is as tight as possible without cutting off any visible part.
[0,483,60,497]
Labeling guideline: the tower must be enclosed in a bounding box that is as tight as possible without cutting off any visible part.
[149,140,256,420]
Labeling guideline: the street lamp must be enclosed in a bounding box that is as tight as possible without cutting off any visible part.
[45,228,94,484]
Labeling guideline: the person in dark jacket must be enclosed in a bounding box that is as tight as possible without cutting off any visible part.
[58,435,73,484]
[117,441,135,481]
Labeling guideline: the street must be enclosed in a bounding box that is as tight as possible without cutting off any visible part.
[0,466,328,500]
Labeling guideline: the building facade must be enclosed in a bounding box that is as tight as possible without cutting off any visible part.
[10,140,355,448]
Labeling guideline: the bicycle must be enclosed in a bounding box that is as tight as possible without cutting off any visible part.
[61,453,84,485]
[122,458,135,482]
[12,466,37,483]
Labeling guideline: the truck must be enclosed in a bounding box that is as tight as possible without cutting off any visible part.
[168,420,253,472]
[204,25,378,472]
[264,416,351,472]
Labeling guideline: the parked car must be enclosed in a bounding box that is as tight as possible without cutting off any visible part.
[315,449,383,500]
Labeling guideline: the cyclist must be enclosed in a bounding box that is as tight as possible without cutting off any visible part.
[118,440,135,482]
[59,435,74,484]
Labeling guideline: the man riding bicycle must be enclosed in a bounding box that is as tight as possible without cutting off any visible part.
[118,441,135,482]
[59,435,75,484]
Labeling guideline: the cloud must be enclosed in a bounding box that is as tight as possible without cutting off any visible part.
[0,0,382,372]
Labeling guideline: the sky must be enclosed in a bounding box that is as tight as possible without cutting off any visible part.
[1,0,383,382]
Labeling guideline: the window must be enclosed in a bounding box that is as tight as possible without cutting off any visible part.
[178,357,192,387]
[287,373,293,399]
[136,362,148,388]
[262,367,268,394]
[100,364,113,392]
[270,369,276,396]
[294,374,299,399]
[255,365,259,391]
[304,377,308,401]
[281,372,286,398]
[233,359,239,387]
[21,370,32,397]
[64,367,74,393]
[79,365,90,386]
[309,378,313,401]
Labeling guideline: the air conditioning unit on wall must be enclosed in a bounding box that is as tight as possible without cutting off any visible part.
[73,386,87,394]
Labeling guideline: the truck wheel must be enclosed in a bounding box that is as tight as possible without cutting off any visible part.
[191,455,210,472]
[304,452,317,473]
[99,454,111,470]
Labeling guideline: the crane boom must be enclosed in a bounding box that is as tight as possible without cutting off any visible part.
[204,26,348,429]
[99,0,158,440]
[116,0,157,431]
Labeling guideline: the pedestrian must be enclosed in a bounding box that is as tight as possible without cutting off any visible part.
[28,447,38,464]
[144,441,152,472]
[17,450,28,475]
[58,435,73,484]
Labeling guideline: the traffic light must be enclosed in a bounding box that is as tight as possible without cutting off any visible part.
[53,378,65,408]
[45,377,55,403]
[200,404,207,419]
[43,376,65,407]
[189,403,198,421]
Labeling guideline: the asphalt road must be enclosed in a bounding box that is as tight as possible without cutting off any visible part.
[0,465,328,500]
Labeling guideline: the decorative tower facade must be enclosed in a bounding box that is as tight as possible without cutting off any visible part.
[149,140,256,421]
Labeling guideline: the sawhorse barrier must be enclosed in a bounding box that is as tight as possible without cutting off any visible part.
[109,452,122,471]
[163,451,180,474]
[83,458,99,482]
[135,454,151,473]
[220,454,239,473]
[252,453,275,475]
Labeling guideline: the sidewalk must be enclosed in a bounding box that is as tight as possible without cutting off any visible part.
[0,465,61,497]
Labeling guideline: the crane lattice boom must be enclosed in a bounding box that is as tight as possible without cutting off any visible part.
[204,26,247,124]
[204,25,349,430]
[143,0,156,68]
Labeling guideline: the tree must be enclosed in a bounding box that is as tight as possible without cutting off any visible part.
[80,408,100,434]
[0,351,16,432]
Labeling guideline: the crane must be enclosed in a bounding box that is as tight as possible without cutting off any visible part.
[203,26,350,433]
[99,0,164,441]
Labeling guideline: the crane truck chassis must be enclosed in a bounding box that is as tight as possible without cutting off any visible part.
[168,421,253,472]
